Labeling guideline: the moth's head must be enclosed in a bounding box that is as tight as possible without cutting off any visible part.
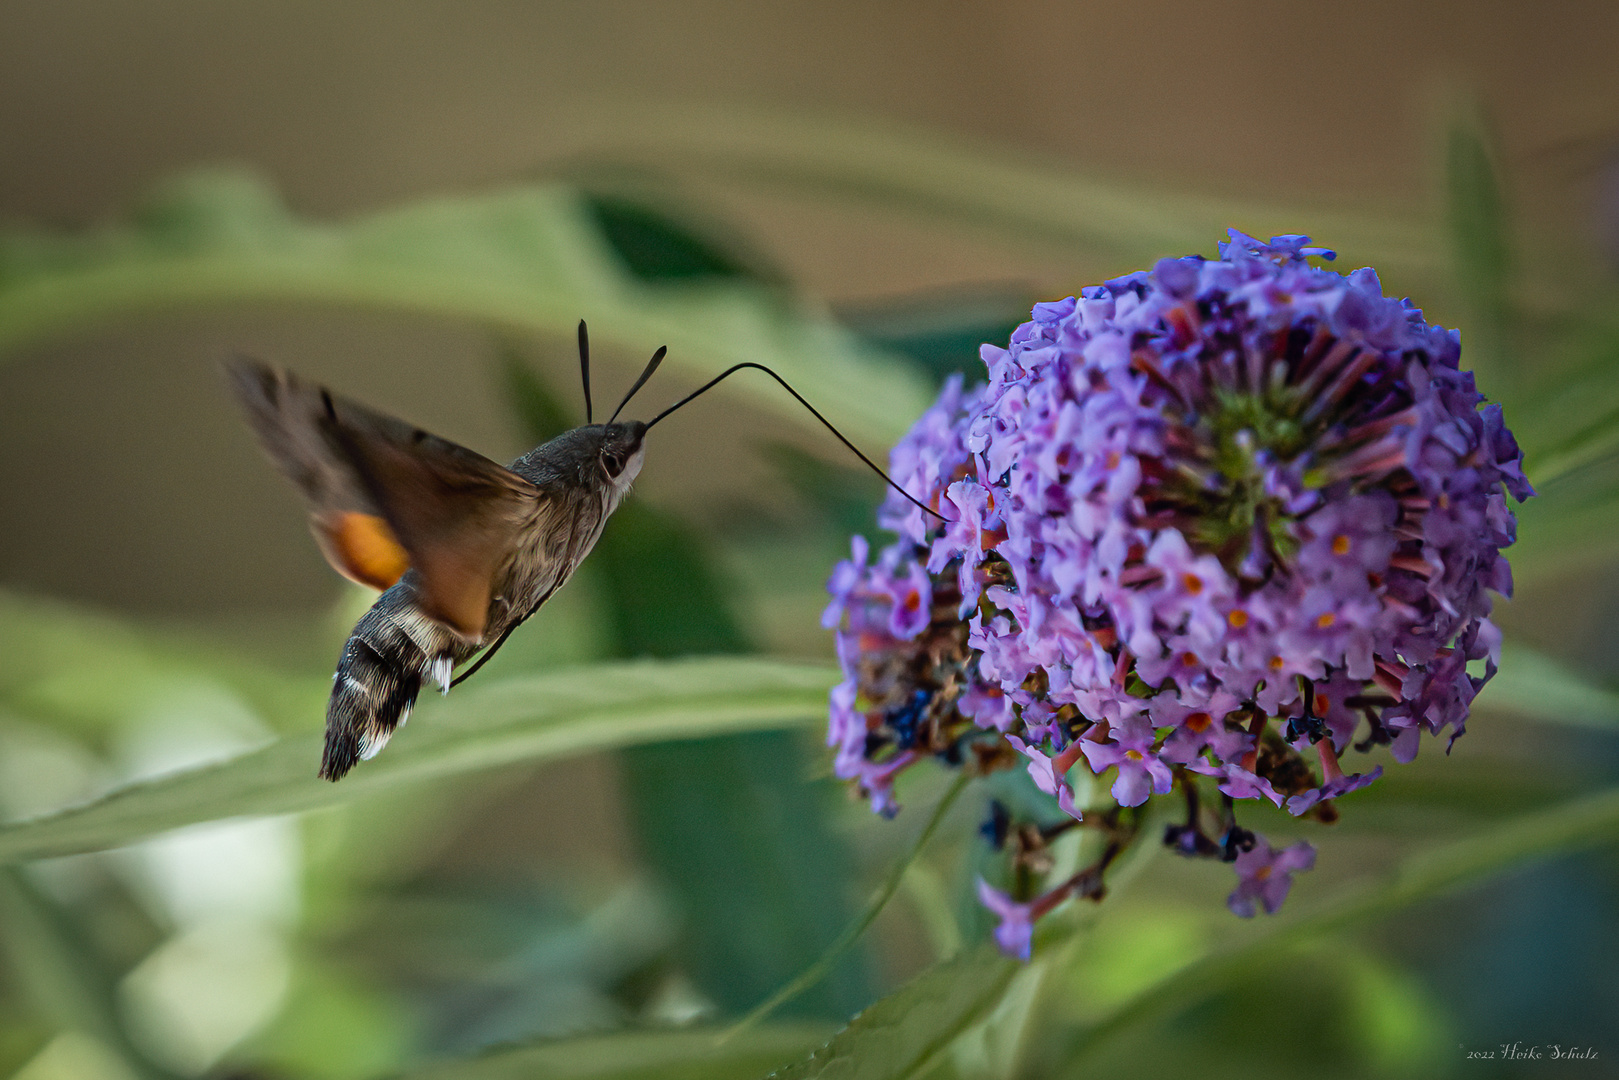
[597,420,647,492]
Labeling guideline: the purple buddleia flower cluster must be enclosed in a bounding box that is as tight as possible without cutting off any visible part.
[824,232,1532,955]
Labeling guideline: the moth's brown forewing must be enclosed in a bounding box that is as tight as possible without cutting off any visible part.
[226,358,543,641]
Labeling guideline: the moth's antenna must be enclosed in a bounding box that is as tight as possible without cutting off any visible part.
[578,320,593,424]
[608,346,667,423]
[645,362,948,524]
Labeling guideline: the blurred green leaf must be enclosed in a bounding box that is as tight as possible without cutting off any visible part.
[584,192,776,286]
[1446,122,1511,318]
[1511,319,1619,468]
[726,773,971,1038]
[0,656,837,865]
[395,1023,830,1080]
[0,591,326,739]
[502,353,872,1019]
[0,169,931,446]
[1503,470,1619,586]
[0,869,177,1080]
[1482,643,1619,730]
[761,444,883,541]
[1515,329,1619,488]
[1058,783,1619,1067]
[589,501,752,658]
[770,943,1019,1080]
[837,284,1033,387]
[239,953,412,1080]
[1445,116,1513,389]
[619,730,876,1021]
[1044,939,1449,1080]
[555,101,1443,283]
[1525,406,1619,489]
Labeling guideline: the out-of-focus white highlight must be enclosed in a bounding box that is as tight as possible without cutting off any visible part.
[120,918,293,1075]
[11,1032,139,1080]
[108,681,303,1072]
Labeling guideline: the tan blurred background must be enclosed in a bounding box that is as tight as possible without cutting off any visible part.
[1,0,1615,616]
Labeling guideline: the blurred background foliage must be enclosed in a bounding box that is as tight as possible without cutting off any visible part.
[0,4,1617,1079]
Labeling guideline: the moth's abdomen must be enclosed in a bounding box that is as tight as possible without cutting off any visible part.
[321,582,452,781]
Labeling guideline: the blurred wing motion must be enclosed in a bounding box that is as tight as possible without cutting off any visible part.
[226,357,542,642]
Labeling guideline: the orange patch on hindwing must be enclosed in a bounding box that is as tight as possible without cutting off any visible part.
[321,512,411,591]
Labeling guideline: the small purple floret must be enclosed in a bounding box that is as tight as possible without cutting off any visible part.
[977,880,1039,960]
[1228,839,1318,917]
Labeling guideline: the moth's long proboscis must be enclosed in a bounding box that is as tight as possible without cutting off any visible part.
[645,362,948,524]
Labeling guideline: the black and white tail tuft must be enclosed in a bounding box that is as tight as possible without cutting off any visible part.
[320,583,447,781]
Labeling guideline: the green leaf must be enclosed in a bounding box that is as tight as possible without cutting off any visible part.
[0,868,178,1080]
[1058,784,1619,1067]
[1502,474,1619,586]
[1446,121,1511,319]
[620,730,875,1020]
[725,773,971,1038]
[0,656,837,865]
[583,192,780,286]
[1481,643,1619,730]
[1523,397,1619,489]
[767,815,1183,1080]
[394,1024,831,1080]
[768,944,1019,1080]
[502,351,872,1019]
[1510,321,1619,478]
[564,102,1443,283]
[0,169,930,446]
[1445,116,1514,389]
[0,590,326,739]
[838,284,1034,386]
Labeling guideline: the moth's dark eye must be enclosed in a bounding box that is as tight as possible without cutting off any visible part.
[602,451,627,477]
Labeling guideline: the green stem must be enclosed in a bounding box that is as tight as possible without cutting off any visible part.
[719,771,972,1042]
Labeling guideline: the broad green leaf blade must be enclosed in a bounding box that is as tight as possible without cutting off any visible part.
[1446,120,1512,338]
[503,353,872,1020]
[726,773,971,1038]
[0,171,931,445]
[396,1024,830,1080]
[595,507,872,1020]
[1481,644,1619,730]
[769,943,1019,1080]
[583,191,786,287]
[620,732,875,1020]
[0,657,836,865]
[0,868,179,1080]
[1059,784,1619,1067]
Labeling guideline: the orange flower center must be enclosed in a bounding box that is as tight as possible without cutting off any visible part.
[1332,534,1352,556]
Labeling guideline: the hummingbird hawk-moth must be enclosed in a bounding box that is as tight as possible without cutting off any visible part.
[229,322,937,780]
